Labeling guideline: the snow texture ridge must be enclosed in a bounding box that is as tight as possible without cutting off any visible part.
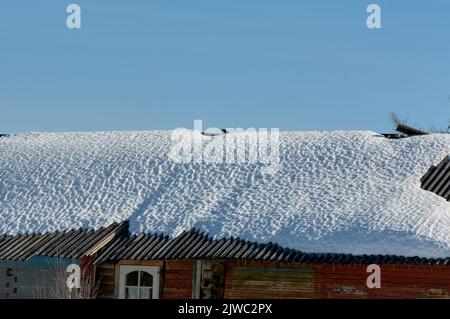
[0,130,449,257]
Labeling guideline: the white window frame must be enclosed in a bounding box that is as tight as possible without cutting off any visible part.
[119,265,160,299]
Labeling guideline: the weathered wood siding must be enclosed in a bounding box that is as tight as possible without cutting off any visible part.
[224,261,316,298]
[95,259,450,299]
[224,261,450,299]
[320,264,450,299]
[96,263,115,299]
[161,260,194,299]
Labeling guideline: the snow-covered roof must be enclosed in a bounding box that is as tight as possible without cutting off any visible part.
[0,130,449,258]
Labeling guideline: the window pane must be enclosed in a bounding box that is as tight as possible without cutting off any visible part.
[126,271,139,286]
[125,287,139,299]
[139,288,152,299]
[140,271,153,287]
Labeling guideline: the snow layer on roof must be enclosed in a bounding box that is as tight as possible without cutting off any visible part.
[0,130,449,257]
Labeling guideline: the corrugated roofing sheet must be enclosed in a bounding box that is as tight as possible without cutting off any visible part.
[1,222,449,266]
[92,229,450,266]
[421,155,450,201]
[0,222,128,261]
[93,232,169,264]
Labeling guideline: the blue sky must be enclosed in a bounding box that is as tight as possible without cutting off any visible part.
[0,0,449,133]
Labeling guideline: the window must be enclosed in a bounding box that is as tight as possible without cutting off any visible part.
[124,270,152,299]
[119,266,159,299]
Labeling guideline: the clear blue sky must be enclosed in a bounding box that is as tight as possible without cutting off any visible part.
[1,0,449,133]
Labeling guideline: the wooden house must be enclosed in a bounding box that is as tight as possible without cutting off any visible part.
[92,228,450,299]
[1,223,449,299]
[1,156,449,299]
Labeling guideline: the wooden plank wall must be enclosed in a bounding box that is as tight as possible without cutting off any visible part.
[161,260,194,299]
[320,264,450,299]
[224,261,316,299]
[95,259,450,299]
[96,263,115,299]
[224,261,450,299]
